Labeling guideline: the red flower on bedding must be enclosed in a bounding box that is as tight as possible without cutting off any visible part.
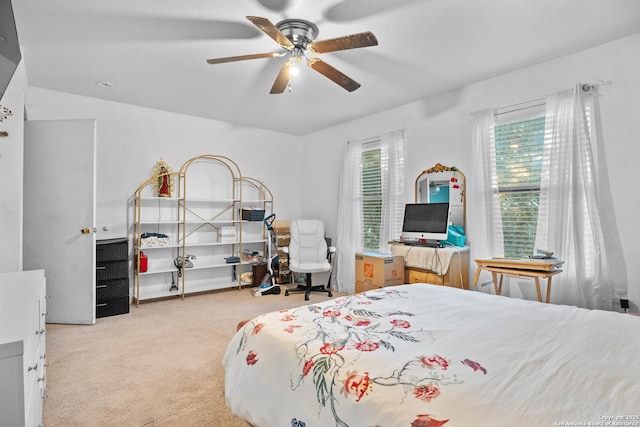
[412,414,449,427]
[461,358,487,374]
[354,340,379,352]
[246,351,258,365]
[252,323,264,335]
[280,314,297,322]
[322,309,341,317]
[354,319,371,327]
[414,383,441,402]
[390,319,411,329]
[283,324,302,334]
[302,359,314,376]
[420,355,449,370]
[320,342,345,355]
[341,370,371,402]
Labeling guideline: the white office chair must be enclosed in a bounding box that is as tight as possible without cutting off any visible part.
[283,219,335,300]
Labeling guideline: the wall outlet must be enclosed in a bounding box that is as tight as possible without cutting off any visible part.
[615,288,628,299]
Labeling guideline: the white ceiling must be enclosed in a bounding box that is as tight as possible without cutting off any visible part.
[12,0,640,135]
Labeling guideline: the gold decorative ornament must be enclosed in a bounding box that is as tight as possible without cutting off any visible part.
[150,158,174,197]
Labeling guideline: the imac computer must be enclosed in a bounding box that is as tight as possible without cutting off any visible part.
[400,203,450,246]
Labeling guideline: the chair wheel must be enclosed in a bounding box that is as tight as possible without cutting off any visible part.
[328,292,333,297]
[285,290,289,296]
[304,295,309,301]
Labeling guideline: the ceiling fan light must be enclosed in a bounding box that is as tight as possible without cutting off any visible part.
[290,65,299,76]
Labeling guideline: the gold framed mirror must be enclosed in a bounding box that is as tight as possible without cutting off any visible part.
[415,163,466,230]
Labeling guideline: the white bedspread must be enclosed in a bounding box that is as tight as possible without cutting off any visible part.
[223,284,640,427]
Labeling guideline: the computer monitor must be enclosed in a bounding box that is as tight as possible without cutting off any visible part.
[400,203,450,242]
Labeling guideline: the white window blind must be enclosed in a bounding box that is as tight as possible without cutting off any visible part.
[361,145,382,250]
[494,116,546,257]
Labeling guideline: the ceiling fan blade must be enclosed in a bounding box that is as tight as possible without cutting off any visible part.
[206,52,281,65]
[270,61,291,94]
[246,16,295,49]
[307,58,361,92]
[308,31,378,54]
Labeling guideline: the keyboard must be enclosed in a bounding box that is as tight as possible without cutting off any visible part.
[403,241,443,248]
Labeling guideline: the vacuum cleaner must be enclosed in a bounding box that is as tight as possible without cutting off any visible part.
[251,213,281,296]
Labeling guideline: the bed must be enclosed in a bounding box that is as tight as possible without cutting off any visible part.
[223,284,640,427]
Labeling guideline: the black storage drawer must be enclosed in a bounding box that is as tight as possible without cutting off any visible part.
[96,238,128,261]
[96,296,130,318]
[96,262,128,281]
[96,238,129,318]
[96,279,128,301]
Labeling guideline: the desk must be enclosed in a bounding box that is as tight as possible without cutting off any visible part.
[390,244,469,289]
[472,258,564,303]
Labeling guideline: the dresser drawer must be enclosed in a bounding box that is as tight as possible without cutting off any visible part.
[96,279,129,301]
[96,296,130,318]
[96,262,128,281]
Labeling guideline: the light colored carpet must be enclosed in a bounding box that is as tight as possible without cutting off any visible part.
[43,287,336,426]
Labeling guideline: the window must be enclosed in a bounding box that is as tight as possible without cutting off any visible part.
[494,116,545,257]
[361,146,382,249]
[336,129,405,292]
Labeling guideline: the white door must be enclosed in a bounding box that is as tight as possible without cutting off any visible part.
[24,119,96,325]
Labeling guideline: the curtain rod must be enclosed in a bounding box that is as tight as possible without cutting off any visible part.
[471,80,612,116]
[355,127,408,146]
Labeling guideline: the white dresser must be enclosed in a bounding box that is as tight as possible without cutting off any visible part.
[0,270,47,427]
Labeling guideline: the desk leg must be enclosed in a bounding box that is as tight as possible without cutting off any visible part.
[498,274,504,295]
[491,271,500,295]
[472,267,482,287]
[534,277,542,302]
[545,277,553,304]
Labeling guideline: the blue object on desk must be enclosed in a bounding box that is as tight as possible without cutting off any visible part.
[445,225,466,247]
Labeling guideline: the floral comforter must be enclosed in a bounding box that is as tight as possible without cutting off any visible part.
[223,284,640,427]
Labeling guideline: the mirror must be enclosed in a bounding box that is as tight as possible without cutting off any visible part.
[415,163,466,230]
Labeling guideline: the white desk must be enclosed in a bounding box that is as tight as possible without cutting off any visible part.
[390,244,470,289]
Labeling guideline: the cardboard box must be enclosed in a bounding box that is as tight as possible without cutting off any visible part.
[355,252,404,292]
[272,220,290,233]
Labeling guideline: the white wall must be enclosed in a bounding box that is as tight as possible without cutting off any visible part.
[5,34,638,308]
[0,61,26,272]
[24,89,303,241]
[301,34,640,308]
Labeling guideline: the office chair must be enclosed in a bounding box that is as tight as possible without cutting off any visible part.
[283,219,335,301]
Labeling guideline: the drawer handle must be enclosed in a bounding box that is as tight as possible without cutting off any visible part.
[96,266,106,270]
[97,303,108,307]
[97,285,107,289]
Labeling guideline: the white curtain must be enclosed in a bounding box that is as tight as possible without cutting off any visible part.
[469,109,501,267]
[335,139,362,294]
[335,130,405,294]
[378,130,406,252]
[470,85,611,309]
[536,85,611,309]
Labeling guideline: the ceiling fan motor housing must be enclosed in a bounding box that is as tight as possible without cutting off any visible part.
[276,19,319,48]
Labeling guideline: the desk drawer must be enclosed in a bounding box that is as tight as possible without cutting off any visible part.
[405,269,444,286]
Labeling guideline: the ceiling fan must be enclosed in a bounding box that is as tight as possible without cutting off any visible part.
[206,16,378,94]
